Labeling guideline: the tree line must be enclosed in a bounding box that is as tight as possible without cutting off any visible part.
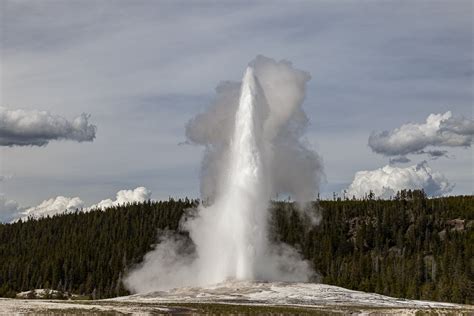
[0,191,472,304]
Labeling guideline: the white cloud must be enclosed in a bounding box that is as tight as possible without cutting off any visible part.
[88,187,151,210]
[18,196,84,221]
[0,107,97,146]
[1,0,472,201]
[368,111,474,157]
[346,161,454,199]
[1,187,151,223]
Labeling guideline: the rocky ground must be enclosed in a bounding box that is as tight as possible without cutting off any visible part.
[1,281,472,315]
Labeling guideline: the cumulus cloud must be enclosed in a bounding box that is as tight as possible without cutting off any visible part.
[0,187,151,223]
[347,161,453,199]
[18,196,85,221]
[0,107,97,146]
[440,116,474,135]
[88,187,151,210]
[368,111,473,157]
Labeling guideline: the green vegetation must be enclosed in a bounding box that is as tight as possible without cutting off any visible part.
[0,191,472,304]
[274,191,473,304]
[0,198,195,299]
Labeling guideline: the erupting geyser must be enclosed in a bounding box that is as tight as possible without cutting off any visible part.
[125,56,323,292]
[189,67,269,283]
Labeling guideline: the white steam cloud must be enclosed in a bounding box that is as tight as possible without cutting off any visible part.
[125,56,322,293]
[0,107,97,146]
[368,111,473,157]
[186,56,322,203]
[346,161,453,199]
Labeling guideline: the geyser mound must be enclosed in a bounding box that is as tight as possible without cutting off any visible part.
[124,56,323,293]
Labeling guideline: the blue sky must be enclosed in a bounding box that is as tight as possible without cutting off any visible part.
[1,0,472,211]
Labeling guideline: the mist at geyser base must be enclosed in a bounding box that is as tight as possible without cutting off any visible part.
[124,56,323,293]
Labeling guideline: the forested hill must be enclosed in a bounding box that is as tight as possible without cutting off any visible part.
[0,192,472,304]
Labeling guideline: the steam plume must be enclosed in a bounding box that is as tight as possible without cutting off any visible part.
[124,56,322,292]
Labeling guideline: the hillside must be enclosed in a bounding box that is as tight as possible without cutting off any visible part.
[0,191,472,304]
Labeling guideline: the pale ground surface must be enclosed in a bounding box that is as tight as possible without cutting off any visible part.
[1,281,473,315]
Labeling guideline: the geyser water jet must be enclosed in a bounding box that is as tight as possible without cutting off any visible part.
[229,67,266,280]
[188,67,269,283]
[124,56,323,292]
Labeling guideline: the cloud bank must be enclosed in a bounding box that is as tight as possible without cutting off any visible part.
[0,187,151,223]
[368,111,474,157]
[0,107,97,146]
[347,161,453,199]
